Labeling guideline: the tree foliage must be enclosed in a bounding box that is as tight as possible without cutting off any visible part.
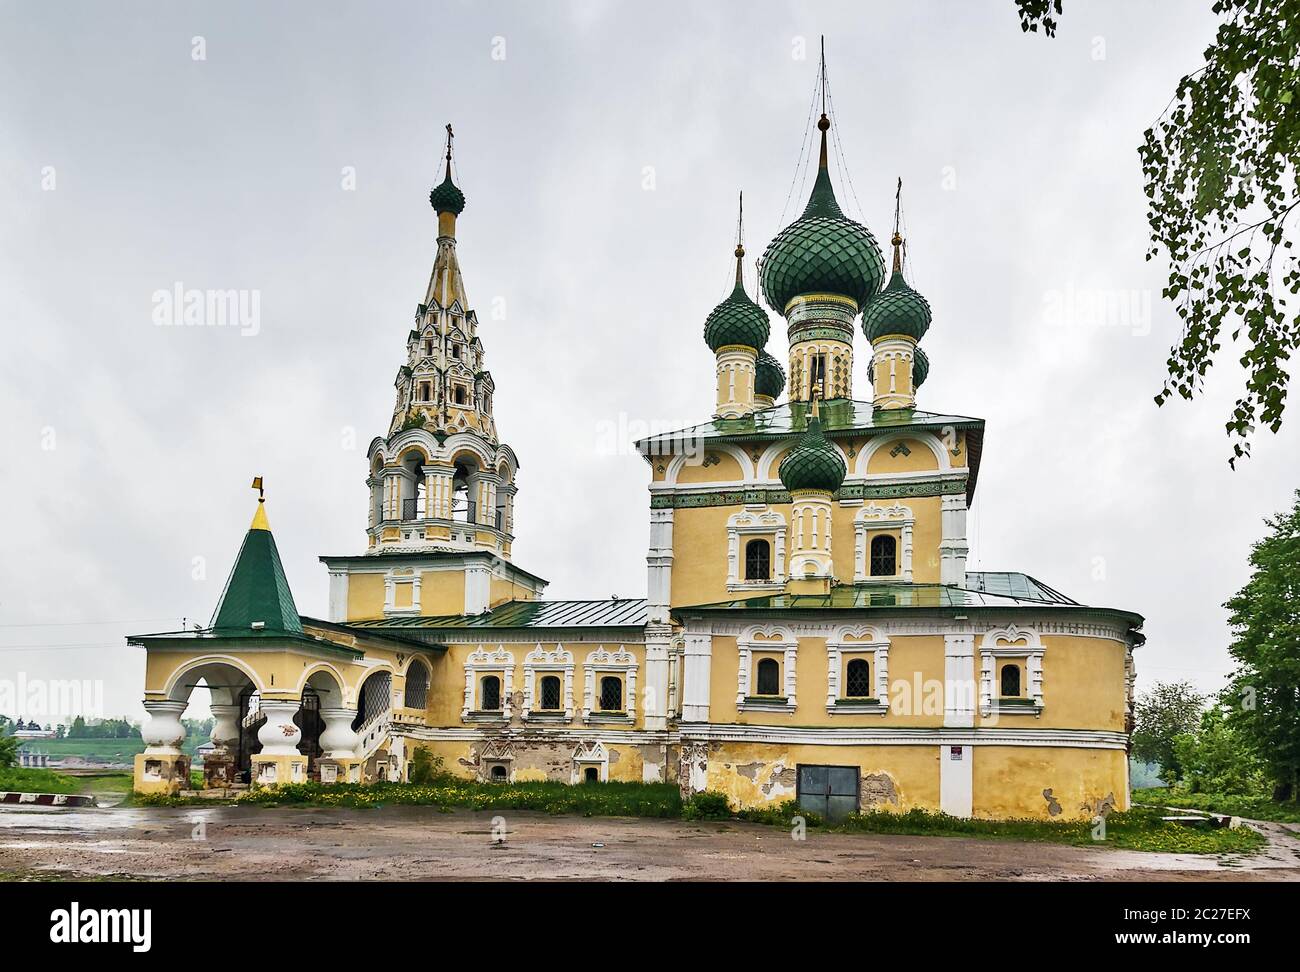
[1131,680,1204,779]
[1173,705,1266,793]
[1224,489,1300,800]
[1014,0,1300,465]
[0,730,17,769]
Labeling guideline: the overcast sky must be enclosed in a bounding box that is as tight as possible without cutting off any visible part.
[2,0,1295,724]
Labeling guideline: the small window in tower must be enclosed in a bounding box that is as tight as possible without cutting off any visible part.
[870,535,897,577]
[539,675,562,711]
[1000,664,1021,698]
[755,658,781,696]
[423,341,433,356]
[599,676,623,712]
[744,539,771,581]
[454,386,467,406]
[418,382,431,402]
[810,354,828,395]
[452,344,462,359]
[480,675,502,711]
[845,658,872,698]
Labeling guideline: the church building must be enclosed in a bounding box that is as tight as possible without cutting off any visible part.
[131,90,1142,820]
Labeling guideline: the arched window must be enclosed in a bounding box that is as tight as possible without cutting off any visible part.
[755,658,781,696]
[1000,664,1021,698]
[539,675,562,711]
[480,675,501,711]
[845,658,872,698]
[584,766,599,783]
[870,535,897,577]
[404,660,429,710]
[490,764,508,781]
[599,676,623,712]
[745,539,772,581]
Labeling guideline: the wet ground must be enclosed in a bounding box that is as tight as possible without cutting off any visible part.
[2,805,1299,881]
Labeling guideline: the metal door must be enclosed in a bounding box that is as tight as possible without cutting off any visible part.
[796,764,860,821]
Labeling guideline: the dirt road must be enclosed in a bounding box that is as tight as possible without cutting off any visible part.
[2,805,1297,881]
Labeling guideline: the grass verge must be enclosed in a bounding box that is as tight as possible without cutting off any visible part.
[0,767,82,794]
[1132,786,1300,824]
[128,781,1266,854]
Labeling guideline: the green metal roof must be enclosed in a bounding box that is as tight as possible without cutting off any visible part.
[429,170,465,215]
[636,401,986,502]
[675,582,1142,629]
[778,415,846,493]
[755,350,786,398]
[965,571,1076,604]
[347,598,649,631]
[209,512,302,635]
[862,268,932,343]
[704,278,770,353]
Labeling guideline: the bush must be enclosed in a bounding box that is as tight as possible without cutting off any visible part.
[682,790,732,820]
[737,799,822,828]
[408,747,447,785]
[1172,706,1267,795]
[0,732,18,769]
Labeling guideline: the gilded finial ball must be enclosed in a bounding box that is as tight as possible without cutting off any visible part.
[735,244,745,259]
[891,231,903,248]
[817,114,830,132]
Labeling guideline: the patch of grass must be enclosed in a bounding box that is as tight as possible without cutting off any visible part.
[682,790,731,820]
[0,767,82,794]
[1132,786,1300,823]
[136,778,687,817]
[830,806,1266,854]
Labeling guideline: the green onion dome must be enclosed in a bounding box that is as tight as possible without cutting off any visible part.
[704,245,771,353]
[755,350,786,399]
[861,261,932,343]
[760,116,886,315]
[779,415,846,494]
[913,346,930,388]
[429,169,466,215]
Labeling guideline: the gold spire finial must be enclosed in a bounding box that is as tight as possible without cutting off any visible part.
[733,190,746,284]
[249,477,270,530]
[816,38,831,169]
[891,177,904,272]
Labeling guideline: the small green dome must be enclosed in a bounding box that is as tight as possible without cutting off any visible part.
[755,351,786,399]
[429,171,466,216]
[862,269,932,343]
[760,162,885,314]
[704,267,770,353]
[913,346,930,388]
[779,415,846,494]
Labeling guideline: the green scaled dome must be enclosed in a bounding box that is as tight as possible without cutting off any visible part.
[755,350,786,399]
[760,121,885,314]
[704,249,770,353]
[429,171,466,216]
[862,267,932,343]
[913,346,930,388]
[779,415,846,493]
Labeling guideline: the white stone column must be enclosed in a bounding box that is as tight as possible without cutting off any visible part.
[943,634,976,728]
[319,707,360,759]
[644,622,672,731]
[646,508,674,624]
[940,493,970,586]
[209,703,241,753]
[681,629,713,723]
[141,700,188,754]
[256,701,302,756]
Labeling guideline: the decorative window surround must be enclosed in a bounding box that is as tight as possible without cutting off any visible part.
[736,625,797,712]
[979,625,1044,716]
[826,625,890,715]
[853,503,914,582]
[582,646,637,724]
[383,567,422,616]
[570,740,609,783]
[726,507,787,591]
[462,645,515,721]
[522,644,575,721]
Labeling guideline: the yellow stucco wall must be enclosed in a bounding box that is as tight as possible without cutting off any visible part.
[972,745,1129,818]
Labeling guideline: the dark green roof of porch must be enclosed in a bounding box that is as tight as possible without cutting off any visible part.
[209,506,302,635]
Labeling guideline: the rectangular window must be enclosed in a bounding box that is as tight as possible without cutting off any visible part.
[810,354,827,395]
[599,676,623,711]
[418,382,431,402]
